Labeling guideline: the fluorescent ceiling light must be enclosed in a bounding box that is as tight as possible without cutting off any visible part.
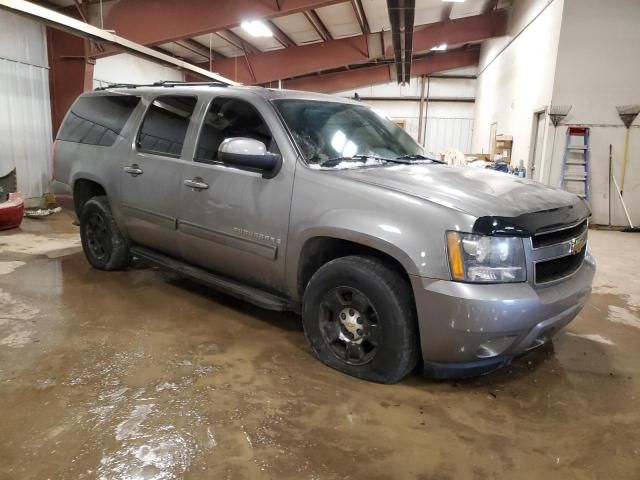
[241,20,273,37]
[431,43,447,51]
[442,0,465,3]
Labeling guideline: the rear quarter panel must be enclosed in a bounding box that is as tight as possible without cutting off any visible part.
[53,92,149,224]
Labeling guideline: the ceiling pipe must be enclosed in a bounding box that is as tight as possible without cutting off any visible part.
[386,0,415,84]
[0,0,239,85]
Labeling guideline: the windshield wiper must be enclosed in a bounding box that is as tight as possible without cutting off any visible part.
[315,153,444,168]
[318,155,389,168]
[393,154,445,164]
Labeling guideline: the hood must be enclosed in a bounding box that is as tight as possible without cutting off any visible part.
[335,163,587,226]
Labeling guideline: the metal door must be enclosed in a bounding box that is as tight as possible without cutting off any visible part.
[177,95,294,292]
[120,95,198,257]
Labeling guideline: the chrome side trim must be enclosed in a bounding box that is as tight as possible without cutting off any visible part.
[121,204,177,230]
[178,220,277,260]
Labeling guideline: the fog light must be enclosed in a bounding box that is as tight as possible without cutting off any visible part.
[476,336,517,359]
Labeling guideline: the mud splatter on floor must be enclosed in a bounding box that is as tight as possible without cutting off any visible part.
[0,215,639,479]
[565,331,616,345]
[0,261,25,275]
[0,232,81,257]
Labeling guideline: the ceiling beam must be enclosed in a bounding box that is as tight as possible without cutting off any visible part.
[483,0,499,13]
[283,48,480,93]
[152,45,175,56]
[267,19,295,48]
[216,30,260,55]
[441,3,454,21]
[399,8,506,56]
[304,10,332,41]
[351,0,370,34]
[0,0,239,84]
[96,0,344,55]
[196,10,505,85]
[201,35,368,84]
[175,38,220,59]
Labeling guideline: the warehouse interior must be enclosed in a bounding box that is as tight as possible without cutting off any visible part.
[1,0,639,478]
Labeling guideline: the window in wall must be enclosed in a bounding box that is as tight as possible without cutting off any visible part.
[137,95,198,158]
[57,94,141,147]
[195,97,274,164]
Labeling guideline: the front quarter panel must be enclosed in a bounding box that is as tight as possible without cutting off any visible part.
[286,165,474,295]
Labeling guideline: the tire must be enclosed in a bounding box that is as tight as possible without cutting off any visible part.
[80,196,131,271]
[302,256,419,384]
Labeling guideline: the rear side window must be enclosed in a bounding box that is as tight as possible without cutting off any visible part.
[137,95,198,158]
[58,94,141,146]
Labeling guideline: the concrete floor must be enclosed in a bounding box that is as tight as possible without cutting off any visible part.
[1,212,639,480]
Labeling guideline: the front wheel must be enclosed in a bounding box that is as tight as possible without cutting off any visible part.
[80,196,131,271]
[302,256,419,383]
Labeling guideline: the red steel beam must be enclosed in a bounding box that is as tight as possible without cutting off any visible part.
[100,0,344,50]
[205,35,369,84]
[282,48,479,93]
[395,9,507,56]
[47,27,94,136]
[198,10,503,85]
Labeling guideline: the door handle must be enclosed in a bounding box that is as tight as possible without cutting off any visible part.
[124,164,143,176]
[184,178,209,191]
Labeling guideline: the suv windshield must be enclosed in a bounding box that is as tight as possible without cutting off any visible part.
[274,99,424,167]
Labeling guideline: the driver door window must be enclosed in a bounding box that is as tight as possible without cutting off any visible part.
[195,97,275,164]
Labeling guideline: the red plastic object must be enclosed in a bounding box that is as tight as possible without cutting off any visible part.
[0,192,24,230]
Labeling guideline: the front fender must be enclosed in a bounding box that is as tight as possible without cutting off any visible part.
[285,167,477,297]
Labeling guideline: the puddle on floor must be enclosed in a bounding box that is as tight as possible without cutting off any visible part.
[0,221,639,479]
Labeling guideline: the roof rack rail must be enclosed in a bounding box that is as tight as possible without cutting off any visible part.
[153,80,230,88]
[95,83,143,91]
[95,80,230,91]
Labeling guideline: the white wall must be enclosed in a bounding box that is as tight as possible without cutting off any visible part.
[334,68,477,154]
[0,11,53,204]
[547,0,640,225]
[472,0,564,167]
[94,53,184,87]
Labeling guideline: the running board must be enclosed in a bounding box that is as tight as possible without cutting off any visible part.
[131,246,291,312]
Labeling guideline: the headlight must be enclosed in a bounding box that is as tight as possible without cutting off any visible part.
[446,231,526,283]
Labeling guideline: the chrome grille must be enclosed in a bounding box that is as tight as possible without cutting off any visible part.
[531,220,588,284]
[535,248,586,283]
[532,220,588,248]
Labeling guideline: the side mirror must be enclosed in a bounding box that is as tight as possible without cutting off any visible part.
[217,137,282,179]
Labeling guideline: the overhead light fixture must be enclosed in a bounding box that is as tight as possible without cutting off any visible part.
[431,44,447,51]
[241,20,273,37]
[442,0,465,3]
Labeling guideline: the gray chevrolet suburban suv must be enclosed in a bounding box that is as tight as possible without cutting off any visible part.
[53,82,595,383]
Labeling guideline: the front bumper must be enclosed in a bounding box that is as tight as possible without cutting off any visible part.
[411,252,595,378]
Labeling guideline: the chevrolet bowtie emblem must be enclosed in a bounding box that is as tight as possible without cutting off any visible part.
[569,235,587,255]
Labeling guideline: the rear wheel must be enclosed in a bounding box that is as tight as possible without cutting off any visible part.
[302,256,419,383]
[80,196,131,271]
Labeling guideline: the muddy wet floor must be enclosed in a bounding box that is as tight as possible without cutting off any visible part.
[1,213,639,479]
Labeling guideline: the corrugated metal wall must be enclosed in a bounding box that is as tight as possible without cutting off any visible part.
[0,11,53,203]
[424,118,474,154]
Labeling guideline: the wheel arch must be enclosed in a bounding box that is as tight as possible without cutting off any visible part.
[72,177,106,218]
[295,230,418,301]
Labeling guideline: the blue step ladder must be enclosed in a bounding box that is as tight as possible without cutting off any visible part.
[561,126,590,201]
